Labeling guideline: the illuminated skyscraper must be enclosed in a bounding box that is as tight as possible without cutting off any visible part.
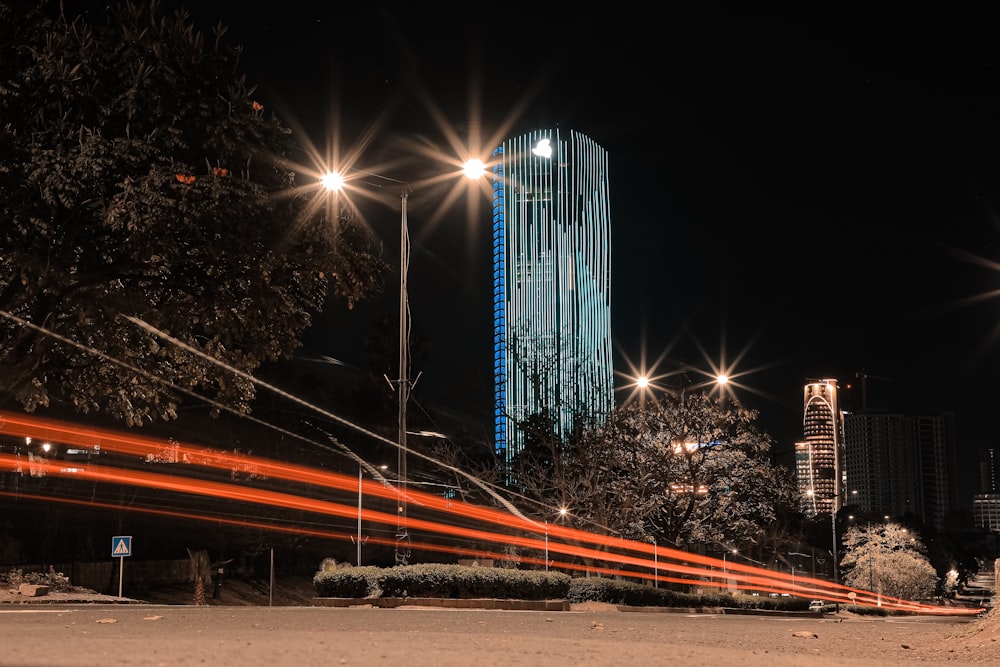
[490,129,613,466]
[796,379,844,516]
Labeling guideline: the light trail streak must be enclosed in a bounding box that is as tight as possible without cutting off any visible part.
[0,449,975,615]
[0,320,901,606]
[0,415,977,614]
[0,309,527,520]
[120,314,530,520]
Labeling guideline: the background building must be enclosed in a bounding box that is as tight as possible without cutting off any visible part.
[842,410,910,517]
[842,410,957,531]
[489,129,614,466]
[972,448,1000,532]
[980,448,1000,494]
[797,379,844,516]
[972,494,1000,532]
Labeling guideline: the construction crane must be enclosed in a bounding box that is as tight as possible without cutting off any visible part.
[850,369,893,410]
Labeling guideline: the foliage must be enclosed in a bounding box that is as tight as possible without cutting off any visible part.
[0,1,387,425]
[313,563,571,600]
[840,522,938,600]
[0,566,74,592]
[507,394,799,554]
[312,565,383,598]
[311,563,835,612]
[564,578,810,610]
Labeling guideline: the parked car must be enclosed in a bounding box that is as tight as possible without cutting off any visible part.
[809,600,826,611]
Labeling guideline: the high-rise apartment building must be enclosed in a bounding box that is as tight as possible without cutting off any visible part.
[842,410,917,518]
[972,494,1000,531]
[909,413,957,530]
[980,448,1000,493]
[842,410,957,531]
[489,129,614,466]
[796,379,844,516]
[973,448,1000,532]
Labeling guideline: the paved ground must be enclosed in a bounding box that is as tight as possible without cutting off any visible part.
[0,603,995,666]
[3,570,995,665]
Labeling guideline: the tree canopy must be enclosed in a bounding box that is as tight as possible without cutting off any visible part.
[0,1,387,425]
[507,393,800,554]
[840,522,938,601]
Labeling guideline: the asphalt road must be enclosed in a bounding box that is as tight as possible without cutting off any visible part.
[0,605,986,667]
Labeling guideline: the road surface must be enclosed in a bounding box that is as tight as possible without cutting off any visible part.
[0,604,990,666]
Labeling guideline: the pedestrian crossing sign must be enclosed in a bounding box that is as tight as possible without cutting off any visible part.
[112,535,132,558]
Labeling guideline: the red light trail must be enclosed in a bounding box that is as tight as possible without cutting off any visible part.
[0,412,978,615]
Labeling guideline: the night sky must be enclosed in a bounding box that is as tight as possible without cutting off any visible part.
[79,4,1000,505]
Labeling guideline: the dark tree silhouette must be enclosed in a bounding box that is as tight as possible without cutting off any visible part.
[0,1,387,426]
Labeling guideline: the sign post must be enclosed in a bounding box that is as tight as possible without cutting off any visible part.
[112,536,132,598]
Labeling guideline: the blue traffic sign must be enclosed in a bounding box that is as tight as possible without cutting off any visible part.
[112,535,132,558]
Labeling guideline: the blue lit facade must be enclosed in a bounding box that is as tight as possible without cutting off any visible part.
[490,129,614,466]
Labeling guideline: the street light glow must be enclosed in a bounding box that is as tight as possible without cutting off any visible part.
[321,171,345,191]
[461,159,486,180]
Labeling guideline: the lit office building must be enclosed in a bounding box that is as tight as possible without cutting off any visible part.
[980,448,1000,494]
[797,379,844,516]
[490,129,613,466]
[973,494,1000,532]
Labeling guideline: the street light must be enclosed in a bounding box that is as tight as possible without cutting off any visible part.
[322,169,411,565]
[542,507,569,572]
[652,537,658,588]
[806,488,840,586]
[723,548,738,576]
[356,464,389,566]
[328,157,488,565]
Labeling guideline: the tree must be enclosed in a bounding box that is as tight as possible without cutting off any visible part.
[0,1,387,426]
[503,393,797,554]
[840,522,938,601]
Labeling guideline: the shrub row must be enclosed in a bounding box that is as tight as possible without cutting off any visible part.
[565,577,812,610]
[314,564,571,600]
[313,564,815,611]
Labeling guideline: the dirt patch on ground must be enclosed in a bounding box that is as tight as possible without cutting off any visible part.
[569,601,620,612]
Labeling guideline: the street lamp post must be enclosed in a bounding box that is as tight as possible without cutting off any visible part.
[321,170,411,565]
[355,463,388,567]
[544,522,549,571]
[357,465,363,566]
[653,538,658,588]
[330,159,486,567]
[395,188,411,565]
[831,509,838,585]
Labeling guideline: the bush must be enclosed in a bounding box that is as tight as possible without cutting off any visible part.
[566,578,714,607]
[313,563,571,600]
[313,566,382,598]
[0,567,72,592]
[377,564,570,600]
[312,561,817,612]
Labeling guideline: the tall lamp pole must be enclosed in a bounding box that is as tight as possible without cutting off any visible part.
[357,465,363,566]
[831,510,838,585]
[320,170,411,565]
[395,189,411,564]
